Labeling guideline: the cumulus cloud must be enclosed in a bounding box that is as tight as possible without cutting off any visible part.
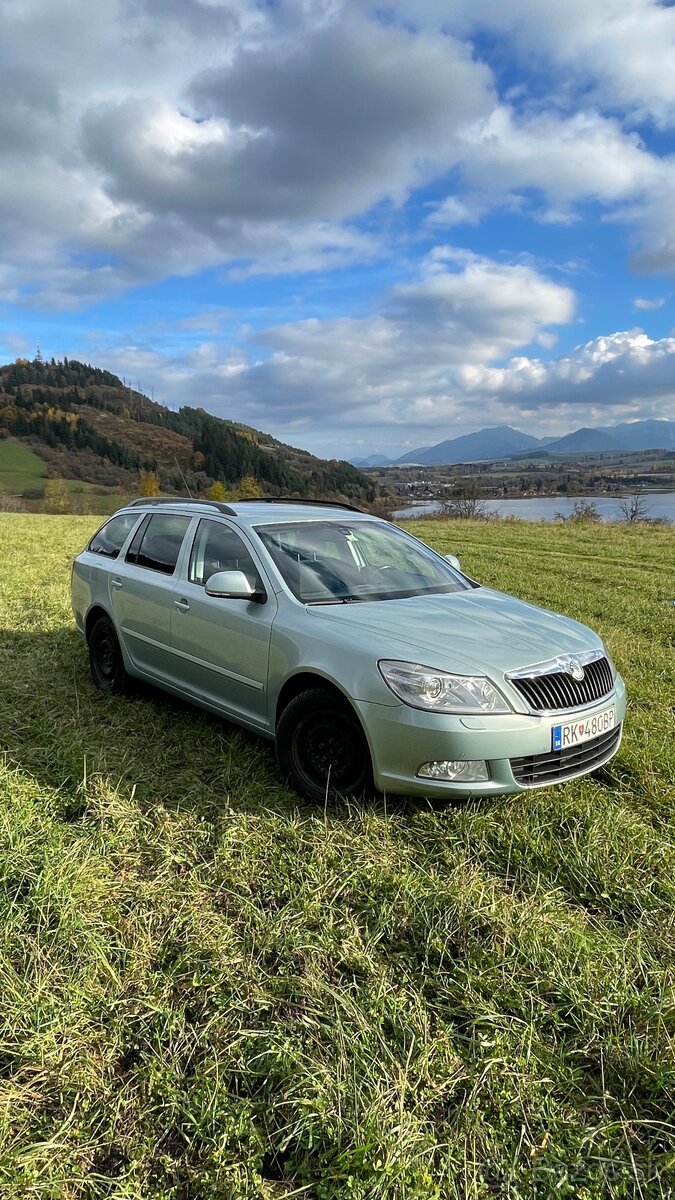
[460,109,655,211]
[222,304,675,447]
[88,295,675,458]
[3,0,675,457]
[426,104,669,244]
[0,1,500,303]
[2,0,674,310]
[0,0,674,316]
[401,0,675,127]
[456,331,675,425]
[85,249,576,446]
[84,16,493,225]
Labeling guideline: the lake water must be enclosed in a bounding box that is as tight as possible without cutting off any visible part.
[394,492,675,522]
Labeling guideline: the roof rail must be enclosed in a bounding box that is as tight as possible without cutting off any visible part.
[232,496,365,513]
[126,494,365,515]
[126,496,237,515]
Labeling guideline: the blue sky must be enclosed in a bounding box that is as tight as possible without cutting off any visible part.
[1,0,675,459]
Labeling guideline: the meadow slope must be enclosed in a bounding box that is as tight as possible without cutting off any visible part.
[0,439,47,494]
[0,514,673,1199]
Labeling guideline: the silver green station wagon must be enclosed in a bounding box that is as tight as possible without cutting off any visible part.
[71,497,626,802]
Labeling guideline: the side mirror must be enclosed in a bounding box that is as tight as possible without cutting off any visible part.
[444,553,462,572]
[205,570,264,602]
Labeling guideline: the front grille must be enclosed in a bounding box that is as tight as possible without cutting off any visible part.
[510,655,614,712]
[511,724,622,787]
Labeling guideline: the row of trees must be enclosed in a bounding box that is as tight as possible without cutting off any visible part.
[1,402,154,473]
[0,358,123,393]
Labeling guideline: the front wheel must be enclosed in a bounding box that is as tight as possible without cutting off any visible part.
[88,616,132,694]
[276,687,373,803]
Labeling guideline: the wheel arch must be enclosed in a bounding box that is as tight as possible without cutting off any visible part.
[276,670,354,728]
[85,604,113,644]
[273,667,372,729]
[274,670,378,777]
[275,671,380,799]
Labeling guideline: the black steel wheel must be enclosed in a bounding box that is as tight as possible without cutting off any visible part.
[88,616,131,694]
[276,686,372,803]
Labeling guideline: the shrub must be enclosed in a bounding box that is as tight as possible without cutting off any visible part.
[554,499,601,524]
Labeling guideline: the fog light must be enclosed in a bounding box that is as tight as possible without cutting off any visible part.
[417,759,489,782]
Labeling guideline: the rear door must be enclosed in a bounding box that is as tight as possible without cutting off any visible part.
[110,512,194,679]
[169,517,276,729]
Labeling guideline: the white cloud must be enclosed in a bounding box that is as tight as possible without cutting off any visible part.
[3,0,675,464]
[85,15,494,224]
[620,167,675,276]
[425,103,667,240]
[457,331,675,424]
[260,326,675,450]
[461,108,655,211]
[633,296,667,311]
[0,1,502,303]
[79,264,675,457]
[84,249,577,449]
[400,0,675,127]
[0,0,674,308]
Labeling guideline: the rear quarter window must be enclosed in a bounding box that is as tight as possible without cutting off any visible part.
[88,513,140,558]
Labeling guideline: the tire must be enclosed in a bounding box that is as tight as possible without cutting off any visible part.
[276,686,373,803]
[88,616,131,694]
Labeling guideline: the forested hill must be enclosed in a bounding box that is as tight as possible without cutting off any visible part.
[0,357,381,505]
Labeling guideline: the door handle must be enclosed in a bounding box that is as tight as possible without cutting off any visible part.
[174,598,190,613]
[111,578,123,590]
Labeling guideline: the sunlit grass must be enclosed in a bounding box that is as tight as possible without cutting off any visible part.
[0,514,673,1198]
[0,439,47,493]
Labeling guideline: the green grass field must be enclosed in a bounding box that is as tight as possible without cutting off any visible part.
[0,437,130,512]
[0,514,673,1199]
[0,439,47,493]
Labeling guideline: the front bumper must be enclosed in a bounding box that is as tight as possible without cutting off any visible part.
[355,675,627,798]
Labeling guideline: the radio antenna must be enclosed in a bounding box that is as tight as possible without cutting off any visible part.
[174,457,193,499]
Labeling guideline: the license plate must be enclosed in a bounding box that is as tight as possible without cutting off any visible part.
[552,706,615,752]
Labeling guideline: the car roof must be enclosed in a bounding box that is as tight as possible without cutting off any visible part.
[118,497,376,527]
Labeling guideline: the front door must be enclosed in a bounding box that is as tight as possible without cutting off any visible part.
[169,518,276,729]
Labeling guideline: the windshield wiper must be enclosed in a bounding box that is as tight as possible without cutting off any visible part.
[306,595,365,605]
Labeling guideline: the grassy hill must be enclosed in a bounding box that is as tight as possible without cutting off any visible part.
[0,437,47,492]
[0,514,673,1197]
[0,357,383,508]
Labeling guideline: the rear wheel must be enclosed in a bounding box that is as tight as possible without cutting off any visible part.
[88,616,131,694]
[276,687,372,803]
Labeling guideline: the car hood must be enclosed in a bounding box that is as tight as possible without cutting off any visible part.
[308,587,601,678]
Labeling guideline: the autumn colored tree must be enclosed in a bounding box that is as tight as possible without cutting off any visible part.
[43,479,70,513]
[204,481,227,501]
[205,476,264,501]
[236,475,263,498]
[138,469,161,496]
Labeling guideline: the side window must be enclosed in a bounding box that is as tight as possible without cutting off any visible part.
[88,513,140,558]
[188,519,262,589]
[126,513,191,575]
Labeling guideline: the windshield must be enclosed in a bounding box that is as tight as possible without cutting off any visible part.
[254,520,471,604]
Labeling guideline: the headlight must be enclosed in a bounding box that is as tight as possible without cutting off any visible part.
[378,660,511,714]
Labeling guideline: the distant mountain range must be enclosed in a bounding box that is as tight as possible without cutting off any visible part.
[350,420,675,467]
